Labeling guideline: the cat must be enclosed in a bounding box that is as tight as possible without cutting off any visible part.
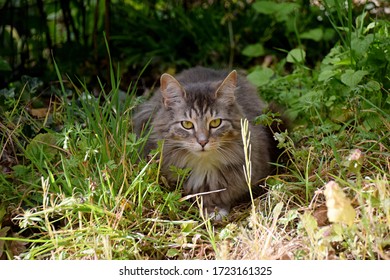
[133,66,281,219]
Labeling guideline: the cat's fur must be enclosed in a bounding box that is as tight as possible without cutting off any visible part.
[133,67,278,219]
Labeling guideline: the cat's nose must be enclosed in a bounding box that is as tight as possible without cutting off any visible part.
[198,139,209,148]
[196,131,209,148]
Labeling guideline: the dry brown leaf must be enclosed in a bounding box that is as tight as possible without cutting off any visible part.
[311,204,329,227]
[29,107,50,118]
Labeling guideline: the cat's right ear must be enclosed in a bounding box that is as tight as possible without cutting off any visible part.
[160,73,186,108]
[215,70,237,104]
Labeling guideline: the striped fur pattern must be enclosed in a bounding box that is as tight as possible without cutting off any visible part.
[133,67,273,219]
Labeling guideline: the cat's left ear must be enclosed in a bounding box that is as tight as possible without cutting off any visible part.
[215,70,237,103]
[160,73,186,108]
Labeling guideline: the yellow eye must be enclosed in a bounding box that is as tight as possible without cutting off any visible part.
[209,118,222,128]
[181,121,194,129]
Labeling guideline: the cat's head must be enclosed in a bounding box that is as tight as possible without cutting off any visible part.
[155,70,243,156]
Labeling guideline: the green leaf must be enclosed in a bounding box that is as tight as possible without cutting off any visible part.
[25,133,59,165]
[0,58,11,71]
[12,165,33,179]
[299,212,318,238]
[0,88,15,99]
[252,1,279,15]
[300,28,323,42]
[330,105,352,123]
[363,114,382,131]
[219,224,238,240]
[181,221,195,233]
[247,67,274,87]
[318,69,337,82]
[364,22,378,33]
[252,1,298,22]
[340,70,368,88]
[287,48,306,63]
[277,2,299,18]
[166,248,180,258]
[351,34,374,57]
[364,80,381,92]
[242,43,265,57]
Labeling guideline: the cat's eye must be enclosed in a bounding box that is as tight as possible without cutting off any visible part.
[209,118,222,128]
[181,120,194,129]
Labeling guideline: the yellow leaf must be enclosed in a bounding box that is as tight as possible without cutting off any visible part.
[324,181,356,226]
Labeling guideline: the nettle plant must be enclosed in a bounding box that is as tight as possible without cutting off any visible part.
[316,18,389,130]
[249,14,389,131]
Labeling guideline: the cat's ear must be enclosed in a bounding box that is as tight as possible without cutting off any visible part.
[215,70,237,103]
[160,73,186,108]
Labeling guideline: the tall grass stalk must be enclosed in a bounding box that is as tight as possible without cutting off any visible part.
[241,118,254,206]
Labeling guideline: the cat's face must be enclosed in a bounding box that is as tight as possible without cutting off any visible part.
[158,71,242,157]
[167,103,238,155]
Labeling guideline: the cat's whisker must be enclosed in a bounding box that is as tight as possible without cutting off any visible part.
[216,147,242,164]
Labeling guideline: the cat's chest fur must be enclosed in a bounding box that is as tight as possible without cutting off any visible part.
[163,145,244,195]
[183,155,221,194]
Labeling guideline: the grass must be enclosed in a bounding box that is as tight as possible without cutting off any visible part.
[0,3,389,260]
[0,71,389,260]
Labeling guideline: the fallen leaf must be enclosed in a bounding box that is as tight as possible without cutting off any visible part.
[312,204,330,227]
[29,107,50,118]
[324,181,356,226]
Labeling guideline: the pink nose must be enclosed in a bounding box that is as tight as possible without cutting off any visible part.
[198,139,208,148]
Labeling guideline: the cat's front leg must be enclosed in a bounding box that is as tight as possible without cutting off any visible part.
[201,194,231,221]
[184,182,231,221]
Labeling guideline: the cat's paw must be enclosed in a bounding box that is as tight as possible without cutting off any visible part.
[205,207,230,221]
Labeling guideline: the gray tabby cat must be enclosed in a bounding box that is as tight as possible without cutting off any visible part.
[133,67,277,219]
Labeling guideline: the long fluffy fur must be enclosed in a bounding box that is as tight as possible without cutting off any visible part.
[133,67,274,218]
